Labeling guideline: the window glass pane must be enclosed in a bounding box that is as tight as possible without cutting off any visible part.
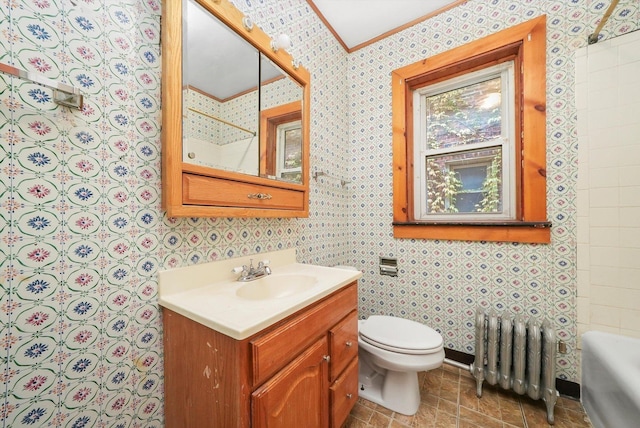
[425,147,503,214]
[425,77,502,150]
[276,123,301,182]
[283,128,301,169]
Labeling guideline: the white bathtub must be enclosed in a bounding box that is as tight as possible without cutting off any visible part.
[581,331,640,428]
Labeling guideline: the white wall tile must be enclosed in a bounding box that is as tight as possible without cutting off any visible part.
[575,82,588,110]
[619,267,640,290]
[589,147,619,168]
[577,322,590,350]
[591,285,624,307]
[577,268,590,297]
[576,165,590,190]
[619,186,640,207]
[589,187,619,207]
[619,82,640,107]
[587,87,619,110]
[586,66,619,91]
[589,207,619,227]
[587,42,618,72]
[590,265,621,287]
[590,227,620,246]
[577,297,590,324]
[589,166,619,188]
[619,247,640,269]
[577,214,590,243]
[612,28,640,47]
[619,228,640,248]
[619,165,640,187]
[618,102,640,126]
[617,122,640,148]
[620,207,640,227]
[620,309,640,332]
[618,42,640,64]
[620,329,640,338]
[619,61,640,85]
[576,107,589,140]
[590,304,621,327]
[589,245,620,267]
[589,323,621,334]
[575,51,588,84]
[587,126,619,148]
[587,107,621,132]
[577,243,590,270]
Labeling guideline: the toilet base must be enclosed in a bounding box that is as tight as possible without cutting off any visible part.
[358,366,421,416]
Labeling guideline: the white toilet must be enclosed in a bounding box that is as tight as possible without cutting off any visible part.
[358,315,445,415]
[333,265,445,416]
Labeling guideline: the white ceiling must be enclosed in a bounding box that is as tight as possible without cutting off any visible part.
[310,0,460,49]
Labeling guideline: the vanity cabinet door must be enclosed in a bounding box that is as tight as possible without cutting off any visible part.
[330,357,359,428]
[329,310,358,382]
[252,337,329,428]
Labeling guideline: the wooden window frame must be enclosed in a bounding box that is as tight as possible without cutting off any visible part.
[392,16,550,244]
[259,101,302,178]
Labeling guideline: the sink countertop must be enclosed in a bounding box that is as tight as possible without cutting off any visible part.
[158,249,362,340]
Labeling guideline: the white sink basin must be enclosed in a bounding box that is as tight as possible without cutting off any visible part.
[236,274,318,300]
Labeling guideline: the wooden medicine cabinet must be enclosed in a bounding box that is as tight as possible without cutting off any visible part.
[162,0,311,218]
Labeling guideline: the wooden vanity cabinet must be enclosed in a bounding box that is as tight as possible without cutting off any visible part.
[163,282,359,428]
[252,337,329,428]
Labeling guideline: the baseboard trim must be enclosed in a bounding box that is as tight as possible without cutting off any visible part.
[444,347,581,400]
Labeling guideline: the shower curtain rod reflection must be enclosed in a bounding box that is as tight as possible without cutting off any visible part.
[187,107,257,136]
[588,0,620,44]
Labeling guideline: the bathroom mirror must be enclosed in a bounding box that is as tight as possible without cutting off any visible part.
[182,0,260,175]
[162,0,310,217]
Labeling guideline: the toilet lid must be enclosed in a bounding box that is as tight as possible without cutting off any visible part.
[360,315,443,354]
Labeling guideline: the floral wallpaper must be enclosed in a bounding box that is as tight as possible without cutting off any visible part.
[0,0,348,426]
[0,0,638,426]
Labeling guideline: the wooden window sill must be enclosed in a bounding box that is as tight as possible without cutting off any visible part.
[392,222,551,244]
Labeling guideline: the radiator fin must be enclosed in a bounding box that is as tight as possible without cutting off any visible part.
[471,308,558,425]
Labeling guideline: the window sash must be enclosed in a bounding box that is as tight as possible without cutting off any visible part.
[413,61,516,221]
[276,120,302,179]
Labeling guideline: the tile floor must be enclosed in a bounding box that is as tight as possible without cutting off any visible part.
[345,364,593,428]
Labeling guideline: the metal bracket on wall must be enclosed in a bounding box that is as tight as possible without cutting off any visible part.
[312,169,351,187]
[0,62,84,110]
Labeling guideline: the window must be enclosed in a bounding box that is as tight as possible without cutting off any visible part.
[259,101,302,183]
[414,62,515,220]
[392,16,550,243]
[276,120,302,182]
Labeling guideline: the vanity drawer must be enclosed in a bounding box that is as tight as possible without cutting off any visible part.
[250,282,357,387]
[329,310,358,381]
[330,357,358,428]
[183,173,304,210]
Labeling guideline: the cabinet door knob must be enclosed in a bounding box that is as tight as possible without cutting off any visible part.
[346,393,353,399]
[323,355,330,362]
[345,341,352,347]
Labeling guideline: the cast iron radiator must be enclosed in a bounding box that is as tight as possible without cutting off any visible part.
[471,309,558,424]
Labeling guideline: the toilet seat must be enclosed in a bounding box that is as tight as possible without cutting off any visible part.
[359,315,443,355]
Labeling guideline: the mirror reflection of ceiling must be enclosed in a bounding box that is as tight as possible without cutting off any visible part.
[185,0,282,100]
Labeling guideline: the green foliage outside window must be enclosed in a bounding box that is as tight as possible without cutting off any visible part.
[424,78,503,214]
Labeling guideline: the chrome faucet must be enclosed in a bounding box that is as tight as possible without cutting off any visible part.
[232,259,271,282]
